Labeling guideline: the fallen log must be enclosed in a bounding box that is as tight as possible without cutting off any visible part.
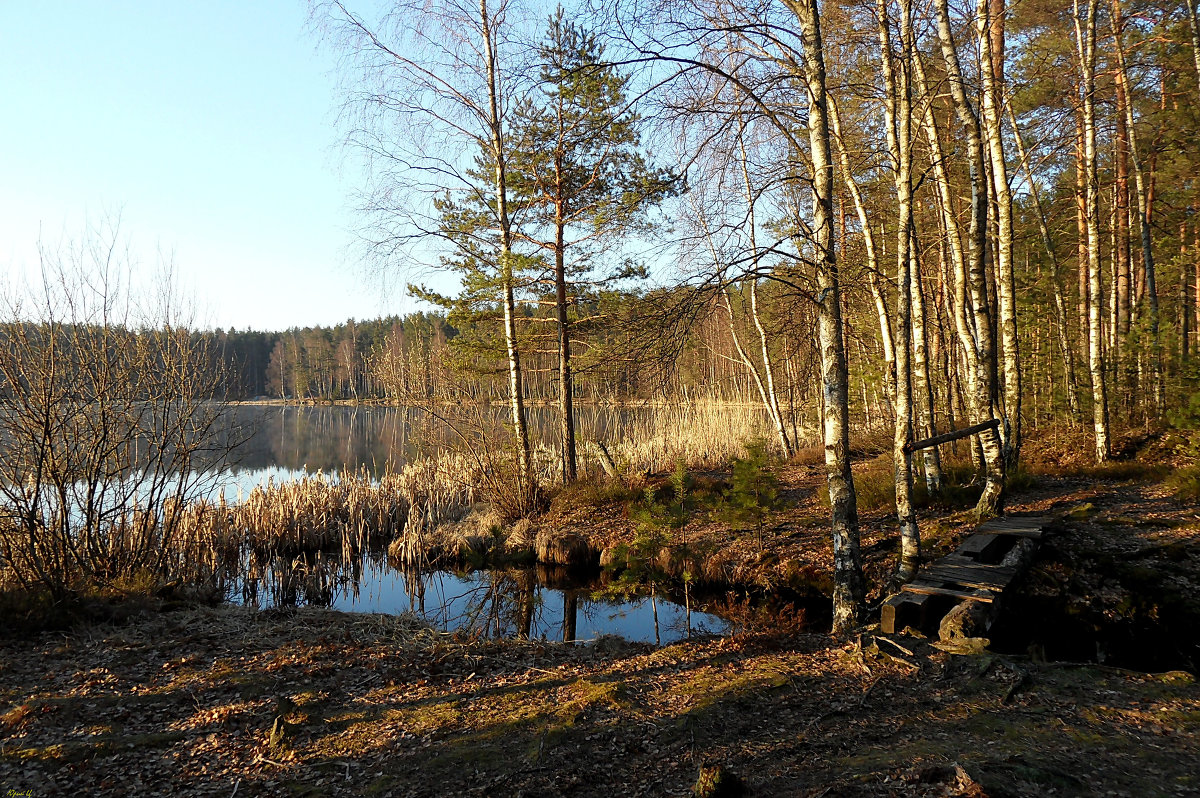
[903,418,1000,454]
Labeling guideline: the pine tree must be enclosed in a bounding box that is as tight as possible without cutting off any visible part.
[509,9,676,482]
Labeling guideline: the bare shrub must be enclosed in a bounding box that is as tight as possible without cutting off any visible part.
[0,222,236,598]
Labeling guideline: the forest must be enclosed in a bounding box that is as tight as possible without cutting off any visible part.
[3,0,1200,794]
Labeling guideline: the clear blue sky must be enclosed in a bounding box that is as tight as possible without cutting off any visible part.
[0,1,412,331]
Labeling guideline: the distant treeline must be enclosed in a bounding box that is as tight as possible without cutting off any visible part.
[210,289,823,408]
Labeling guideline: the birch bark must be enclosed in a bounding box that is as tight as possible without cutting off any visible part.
[933,0,1006,516]
[976,0,1021,466]
[481,0,534,498]
[785,0,865,632]
[877,0,919,581]
[1074,0,1110,461]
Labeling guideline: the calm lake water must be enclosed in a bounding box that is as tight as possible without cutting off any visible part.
[213,404,730,644]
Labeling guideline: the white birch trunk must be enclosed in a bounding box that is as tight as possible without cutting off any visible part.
[786,0,865,634]
[877,0,920,582]
[977,0,1021,466]
[1075,0,1110,461]
[481,0,533,500]
[933,0,1006,516]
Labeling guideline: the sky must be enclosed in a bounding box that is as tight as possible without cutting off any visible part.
[0,1,419,331]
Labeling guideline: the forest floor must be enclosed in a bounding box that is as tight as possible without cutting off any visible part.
[2,429,1200,796]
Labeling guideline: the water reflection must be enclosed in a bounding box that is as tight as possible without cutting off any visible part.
[219,403,652,474]
[232,551,727,645]
[204,405,732,643]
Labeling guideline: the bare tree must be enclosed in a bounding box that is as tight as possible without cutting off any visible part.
[0,222,232,597]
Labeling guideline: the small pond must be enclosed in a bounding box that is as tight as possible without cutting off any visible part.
[230,552,729,645]
[175,405,737,644]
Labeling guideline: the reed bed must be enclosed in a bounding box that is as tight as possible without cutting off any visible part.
[597,400,805,475]
[163,453,485,586]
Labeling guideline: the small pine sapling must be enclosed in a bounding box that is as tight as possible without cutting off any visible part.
[719,439,780,549]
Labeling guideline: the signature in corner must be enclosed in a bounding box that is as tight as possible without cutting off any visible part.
[8,790,33,798]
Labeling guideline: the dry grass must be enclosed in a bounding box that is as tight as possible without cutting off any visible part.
[600,400,813,475]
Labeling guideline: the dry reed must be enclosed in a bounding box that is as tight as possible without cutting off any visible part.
[596,399,808,475]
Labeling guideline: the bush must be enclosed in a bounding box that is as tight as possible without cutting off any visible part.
[0,223,236,599]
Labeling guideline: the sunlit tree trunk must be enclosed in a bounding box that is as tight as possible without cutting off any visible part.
[977,0,1021,467]
[1188,0,1200,105]
[933,0,1005,516]
[1111,0,1161,416]
[738,129,795,457]
[1183,221,1192,365]
[553,197,577,482]
[1075,0,1110,461]
[478,0,533,500]
[1008,103,1082,420]
[878,0,919,582]
[1114,71,1132,390]
[910,228,942,491]
[829,94,896,419]
[786,0,865,633]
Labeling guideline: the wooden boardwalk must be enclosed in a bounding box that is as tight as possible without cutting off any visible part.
[881,516,1050,636]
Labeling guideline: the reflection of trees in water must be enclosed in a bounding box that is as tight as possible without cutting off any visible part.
[223,542,724,642]
[223,406,419,473]
[238,549,364,609]
[221,404,649,476]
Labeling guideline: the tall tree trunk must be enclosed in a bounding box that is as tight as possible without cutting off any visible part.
[910,223,942,491]
[916,53,981,428]
[1076,0,1110,461]
[1183,221,1192,364]
[482,0,533,502]
[977,0,1021,468]
[1111,0,1161,415]
[1114,70,1132,381]
[554,197,577,482]
[738,129,795,456]
[933,0,1006,516]
[878,0,919,582]
[787,0,865,633]
[1188,0,1200,104]
[829,94,897,420]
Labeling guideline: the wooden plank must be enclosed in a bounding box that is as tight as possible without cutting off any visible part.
[881,592,931,635]
[901,581,996,603]
[903,418,1000,453]
[980,516,1049,530]
[977,519,1045,539]
[954,533,1008,563]
[937,554,1018,575]
[923,567,1013,592]
[927,560,1016,581]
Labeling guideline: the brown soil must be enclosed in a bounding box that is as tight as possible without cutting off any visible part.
[3,428,1199,796]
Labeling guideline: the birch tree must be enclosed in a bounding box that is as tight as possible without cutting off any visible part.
[932,0,1007,516]
[315,0,537,506]
[1074,0,1110,461]
[977,0,1022,465]
[785,0,866,630]
[876,0,919,582]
